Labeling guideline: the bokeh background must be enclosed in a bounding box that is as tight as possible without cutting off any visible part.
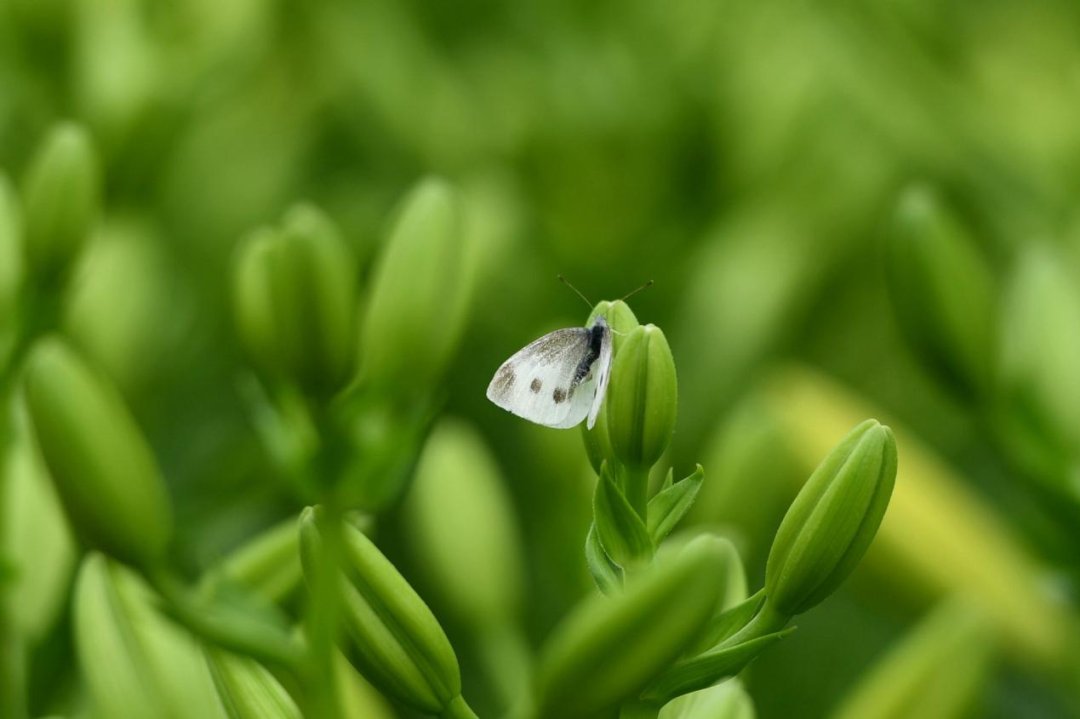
[3,0,1080,717]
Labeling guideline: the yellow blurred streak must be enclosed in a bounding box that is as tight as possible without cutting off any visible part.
[764,365,1072,671]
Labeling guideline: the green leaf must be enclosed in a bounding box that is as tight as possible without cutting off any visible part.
[585,522,622,595]
[647,465,704,543]
[593,463,653,568]
[659,467,675,493]
[685,590,765,656]
[642,628,796,703]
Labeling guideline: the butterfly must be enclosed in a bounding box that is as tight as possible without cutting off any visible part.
[486,315,613,429]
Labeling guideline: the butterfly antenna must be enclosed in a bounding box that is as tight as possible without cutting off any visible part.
[620,279,654,303]
[557,275,594,309]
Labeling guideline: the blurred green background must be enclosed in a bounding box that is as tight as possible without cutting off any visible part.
[3,0,1080,717]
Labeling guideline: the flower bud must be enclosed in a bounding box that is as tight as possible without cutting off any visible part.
[765,419,897,617]
[205,648,302,719]
[582,300,640,473]
[21,122,101,281]
[999,244,1080,455]
[232,204,357,395]
[23,337,173,568]
[298,507,471,716]
[0,175,22,320]
[830,599,994,719]
[361,177,472,391]
[534,535,729,719]
[2,434,74,641]
[886,187,996,397]
[402,419,525,628]
[605,324,678,472]
[74,554,228,719]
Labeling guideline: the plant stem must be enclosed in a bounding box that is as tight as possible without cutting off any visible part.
[624,466,650,521]
[303,504,345,719]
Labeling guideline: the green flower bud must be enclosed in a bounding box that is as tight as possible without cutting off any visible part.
[74,554,228,719]
[361,177,471,391]
[205,648,302,719]
[233,204,357,395]
[765,419,897,617]
[999,244,1080,455]
[298,507,472,716]
[534,535,729,719]
[587,300,641,353]
[23,337,173,568]
[233,227,280,378]
[582,300,640,474]
[21,123,101,281]
[830,599,994,719]
[402,419,525,628]
[0,175,22,321]
[1,435,75,641]
[886,187,996,397]
[605,324,678,472]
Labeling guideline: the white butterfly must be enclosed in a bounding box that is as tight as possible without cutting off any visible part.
[486,316,613,429]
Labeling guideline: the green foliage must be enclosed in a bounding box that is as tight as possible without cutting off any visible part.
[1,3,1079,719]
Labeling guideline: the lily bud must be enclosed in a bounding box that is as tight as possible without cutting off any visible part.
[605,324,678,472]
[2,434,74,642]
[232,204,357,395]
[534,535,729,719]
[999,244,1080,455]
[74,554,228,719]
[23,337,173,568]
[205,648,302,719]
[582,300,640,473]
[298,507,472,716]
[22,122,101,281]
[765,419,897,617]
[886,187,996,397]
[361,177,472,392]
[402,419,525,628]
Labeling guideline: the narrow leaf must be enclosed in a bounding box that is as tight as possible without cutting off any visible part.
[686,590,765,655]
[585,523,622,595]
[647,465,704,543]
[642,628,796,703]
[594,464,653,568]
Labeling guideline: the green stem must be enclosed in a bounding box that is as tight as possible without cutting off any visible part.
[623,466,650,521]
[303,504,345,719]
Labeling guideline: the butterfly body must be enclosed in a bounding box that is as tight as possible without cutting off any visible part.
[486,316,612,429]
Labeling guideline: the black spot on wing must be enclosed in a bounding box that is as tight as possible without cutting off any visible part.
[553,388,567,404]
[492,365,516,395]
[530,378,542,393]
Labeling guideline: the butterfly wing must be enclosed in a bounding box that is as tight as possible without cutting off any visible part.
[487,327,595,428]
[586,318,613,430]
